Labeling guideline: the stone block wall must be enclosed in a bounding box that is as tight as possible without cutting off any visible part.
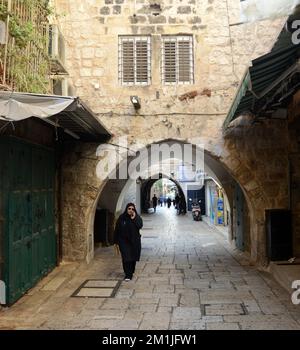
[288,96,300,258]
[53,0,290,265]
[223,120,290,264]
[54,0,284,126]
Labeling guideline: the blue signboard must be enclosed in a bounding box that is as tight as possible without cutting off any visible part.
[217,198,224,225]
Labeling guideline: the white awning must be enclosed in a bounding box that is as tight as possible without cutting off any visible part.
[0,91,111,142]
[0,91,75,121]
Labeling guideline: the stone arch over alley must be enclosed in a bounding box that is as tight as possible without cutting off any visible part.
[52,0,291,270]
[61,131,289,267]
[140,174,187,213]
[1,0,300,327]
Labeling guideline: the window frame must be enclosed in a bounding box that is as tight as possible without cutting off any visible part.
[118,35,151,86]
[161,35,194,85]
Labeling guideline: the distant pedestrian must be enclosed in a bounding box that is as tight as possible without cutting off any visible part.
[152,194,158,212]
[179,197,187,214]
[167,197,172,208]
[114,203,143,281]
[175,194,180,212]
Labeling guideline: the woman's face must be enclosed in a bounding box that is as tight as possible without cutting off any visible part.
[127,206,135,215]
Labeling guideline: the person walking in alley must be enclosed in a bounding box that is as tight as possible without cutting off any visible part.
[152,194,158,213]
[167,197,172,208]
[113,203,143,281]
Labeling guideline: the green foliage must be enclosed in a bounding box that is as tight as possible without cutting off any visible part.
[8,46,50,93]
[0,3,8,21]
[0,0,52,93]
[9,17,33,49]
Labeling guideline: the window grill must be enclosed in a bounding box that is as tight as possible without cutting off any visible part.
[119,36,151,85]
[162,36,194,85]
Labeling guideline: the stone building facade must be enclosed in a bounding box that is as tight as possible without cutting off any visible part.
[53,0,290,266]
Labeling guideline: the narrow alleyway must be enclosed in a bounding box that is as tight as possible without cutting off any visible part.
[0,207,299,330]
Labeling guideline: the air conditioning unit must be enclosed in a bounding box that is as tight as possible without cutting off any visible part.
[49,24,68,75]
[52,78,75,96]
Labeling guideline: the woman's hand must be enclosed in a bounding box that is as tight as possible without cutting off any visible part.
[131,211,136,220]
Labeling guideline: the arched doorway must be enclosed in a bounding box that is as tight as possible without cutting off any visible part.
[58,137,267,266]
[90,139,251,260]
[140,174,187,213]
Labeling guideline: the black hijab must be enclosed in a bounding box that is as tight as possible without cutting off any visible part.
[123,202,137,218]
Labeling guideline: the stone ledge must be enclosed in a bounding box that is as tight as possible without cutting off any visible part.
[268,261,300,294]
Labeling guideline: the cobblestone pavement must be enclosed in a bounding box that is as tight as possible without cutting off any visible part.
[0,207,300,330]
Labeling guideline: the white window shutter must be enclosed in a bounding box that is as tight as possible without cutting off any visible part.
[162,36,194,85]
[119,36,151,85]
[178,40,192,83]
[136,40,149,83]
[163,40,176,83]
[122,40,135,84]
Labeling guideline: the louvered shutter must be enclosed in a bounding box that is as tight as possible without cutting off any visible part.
[163,40,176,83]
[178,39,192,83]
[119,36,151,85]
[136,40,149,83]
[162,36,194,84]
[122,40,135,84]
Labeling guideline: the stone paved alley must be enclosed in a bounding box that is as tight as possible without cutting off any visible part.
[0,207,299,330]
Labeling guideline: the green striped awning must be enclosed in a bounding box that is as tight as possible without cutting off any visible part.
[223,43,300,129]
[223,69,251,129]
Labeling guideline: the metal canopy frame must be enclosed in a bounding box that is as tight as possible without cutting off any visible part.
[0,93,111,142]
[223,11,300,130]
[47,97,111,142]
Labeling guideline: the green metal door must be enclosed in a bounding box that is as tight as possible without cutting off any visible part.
[1,137,56,305]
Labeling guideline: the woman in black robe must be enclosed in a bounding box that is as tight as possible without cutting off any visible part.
[114,203,143,281]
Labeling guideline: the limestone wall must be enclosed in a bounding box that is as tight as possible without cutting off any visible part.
[53,0,289,265]
[54,0,284,126]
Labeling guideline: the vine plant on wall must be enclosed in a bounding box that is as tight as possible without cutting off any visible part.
[0,0,52,93]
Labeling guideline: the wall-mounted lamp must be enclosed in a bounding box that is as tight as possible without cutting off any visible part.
[136,176,142,185]
[130,96,141,110]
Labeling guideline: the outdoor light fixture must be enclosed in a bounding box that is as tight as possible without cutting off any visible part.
[130,96,141,110]
[136,176,142,185]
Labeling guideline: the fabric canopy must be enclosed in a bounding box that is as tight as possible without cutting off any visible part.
[0,91,75,121]
[0,91,111,142]
[223,43,300,128]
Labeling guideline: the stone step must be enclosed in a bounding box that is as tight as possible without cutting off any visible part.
[269,261,300,293]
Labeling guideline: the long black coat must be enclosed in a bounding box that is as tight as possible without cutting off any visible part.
[114,213,143,262]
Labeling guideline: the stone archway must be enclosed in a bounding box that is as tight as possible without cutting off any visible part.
[62,128,289,266]
[140,174,187,214]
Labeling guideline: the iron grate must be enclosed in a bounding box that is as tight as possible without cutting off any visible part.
[202,303,248,316]
[71,279,121,298]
